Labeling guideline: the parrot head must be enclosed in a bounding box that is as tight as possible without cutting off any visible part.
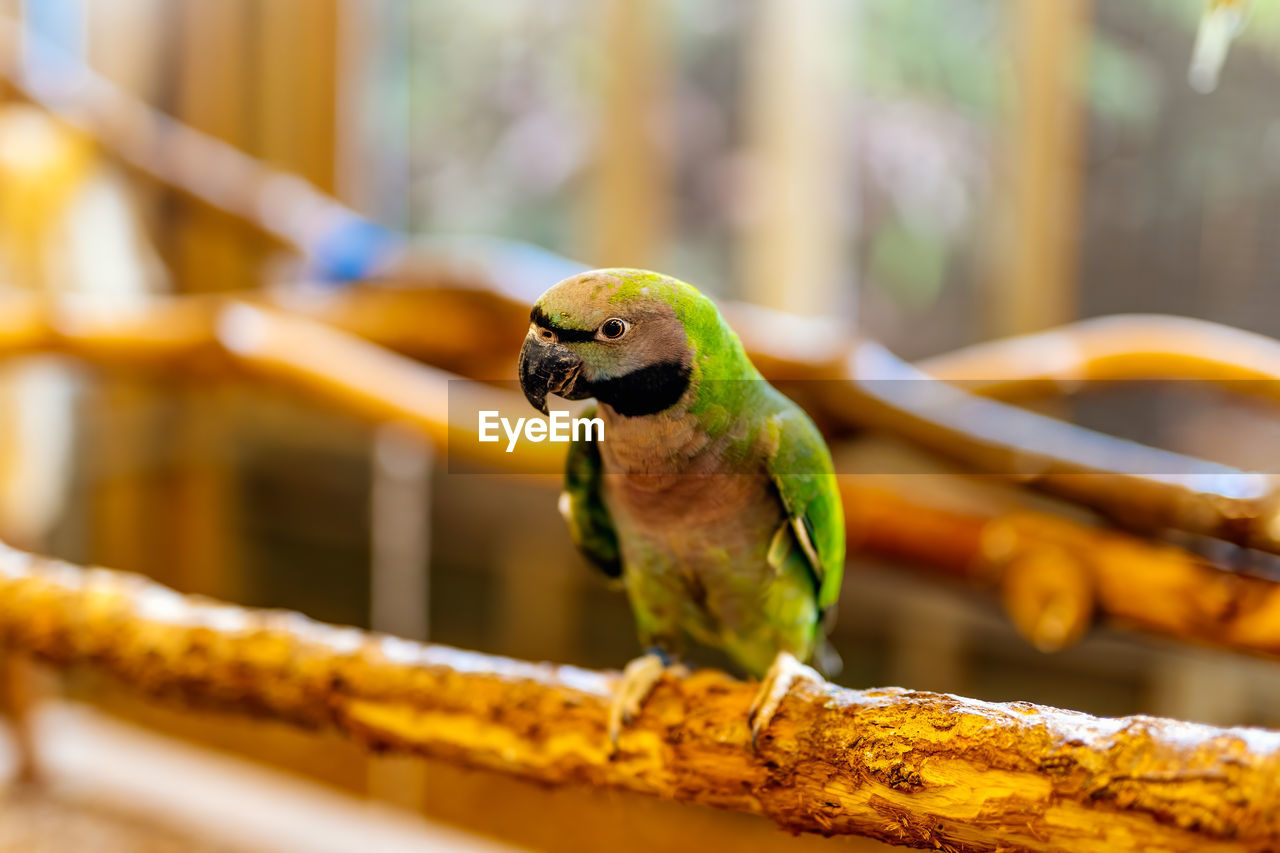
[519,268,728,417]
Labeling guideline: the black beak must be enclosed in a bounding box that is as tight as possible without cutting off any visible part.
[518,336,584,415]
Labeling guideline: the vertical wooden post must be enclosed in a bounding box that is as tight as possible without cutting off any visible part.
[84,0,167,580]
[335,0,409,229]
[171,0,256,294]
[739,0,848,317]
[888,587,971,696]
[85,0,165,99]
[161,386,235,598]
[256,0,338,194]
[164,0,259,600]
[0,0,17,100]
[162,0,339,601]
[583,0,671,269]
[1149,647,1250,727]
[0,651,39,784]
[369,423,432,643]
[492,533,580,666]
[366,423,433,811]
[85,0,168,227]
[989,0,1091,337]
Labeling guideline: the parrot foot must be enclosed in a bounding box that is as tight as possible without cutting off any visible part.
[747,651,821,750]
[608,651,670,750]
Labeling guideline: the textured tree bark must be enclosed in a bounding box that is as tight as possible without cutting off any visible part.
[1,542,1279,852]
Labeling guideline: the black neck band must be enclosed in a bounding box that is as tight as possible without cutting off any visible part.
[589,360,692,417]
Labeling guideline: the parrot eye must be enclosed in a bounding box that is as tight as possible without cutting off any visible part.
[598,318,629,340]
[535,326,556,343]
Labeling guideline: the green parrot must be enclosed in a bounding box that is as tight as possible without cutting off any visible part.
[517,268,845,746]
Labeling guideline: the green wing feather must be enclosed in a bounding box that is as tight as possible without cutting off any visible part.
[561,405,621,577]
[764,406,845,613]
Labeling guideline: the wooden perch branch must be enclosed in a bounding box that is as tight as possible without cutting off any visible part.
[843,482,1280,657]
[1,542,1279,852]
[831,341,1280,554]
[919,313,1280,398]
[0,293,561,474]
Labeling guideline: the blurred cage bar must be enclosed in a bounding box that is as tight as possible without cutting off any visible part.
[3,1,1280,851]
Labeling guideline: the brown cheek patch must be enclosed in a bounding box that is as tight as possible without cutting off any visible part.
[626,303,691,371]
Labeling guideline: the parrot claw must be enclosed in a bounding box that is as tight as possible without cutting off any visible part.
[748,651,821,751]
[607,651,668,751]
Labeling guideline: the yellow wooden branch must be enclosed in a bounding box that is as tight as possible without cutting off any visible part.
[842,482,1280,657]
[1,540,1279,852]
[833,340,1280,554]
[0,292,560,474]
[918,313,1280,398]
